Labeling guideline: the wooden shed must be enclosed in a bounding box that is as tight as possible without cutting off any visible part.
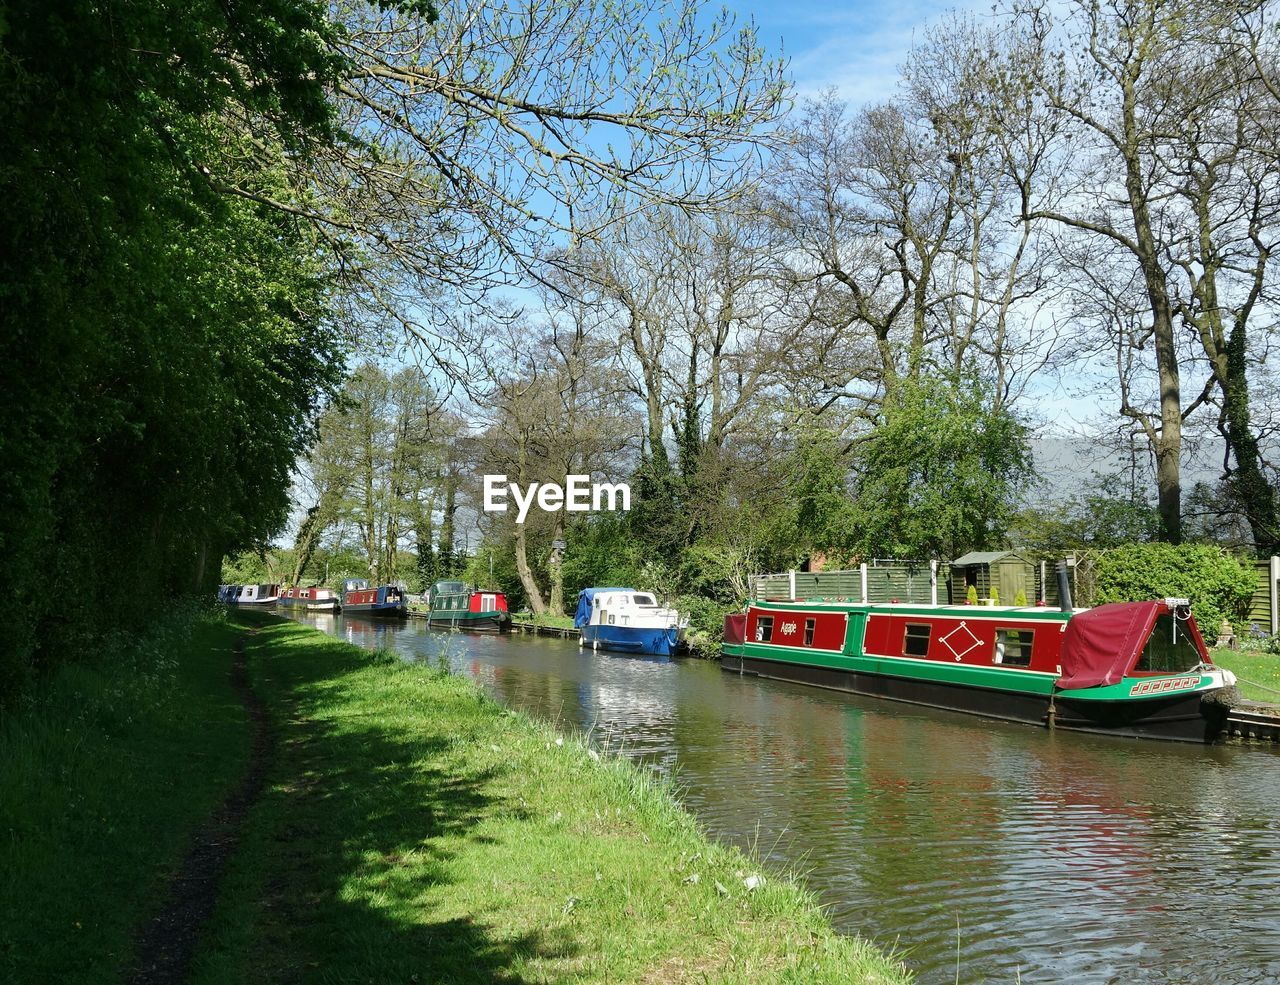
[950,551,1035,605]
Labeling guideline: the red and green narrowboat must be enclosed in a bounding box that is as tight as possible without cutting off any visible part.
[721,597,1237,743]
[278,585,340,612]
[427,580,510,632]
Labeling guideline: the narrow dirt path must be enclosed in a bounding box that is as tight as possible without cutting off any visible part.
[125,632,271,985]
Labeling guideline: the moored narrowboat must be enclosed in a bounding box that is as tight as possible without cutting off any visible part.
[575,587,688,657]
[722,596,1236,743]
[223,583,280,607]
[340,579,407,617]
[278,585,341,612]
[426,581,510,632]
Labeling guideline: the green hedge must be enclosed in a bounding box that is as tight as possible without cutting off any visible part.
[1093,544,1256,641]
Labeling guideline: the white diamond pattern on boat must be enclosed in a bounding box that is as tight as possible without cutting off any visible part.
[939,621,982,660]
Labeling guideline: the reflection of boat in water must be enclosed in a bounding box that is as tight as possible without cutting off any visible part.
[278,585,340,612]
[340,579,407,617]
[722,597,1235,743]
[425,581,510,632]
[575,588,688,657]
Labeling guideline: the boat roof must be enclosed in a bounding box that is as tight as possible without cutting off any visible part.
[750,598,1077,621]
[574,587,639,627]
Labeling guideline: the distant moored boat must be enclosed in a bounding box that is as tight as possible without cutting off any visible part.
[575,587,687,657]
[221,583,280,607]
[426,580,510,632]
[278,585,340,612]
[340,579,407,617]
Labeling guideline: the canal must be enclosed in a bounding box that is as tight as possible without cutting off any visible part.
[290,613,1280,984]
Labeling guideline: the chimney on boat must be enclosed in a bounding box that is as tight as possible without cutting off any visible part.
[1056,560,1073,612]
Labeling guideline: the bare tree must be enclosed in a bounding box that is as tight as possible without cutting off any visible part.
[1018,0,1280,546]
[207,0,788,371]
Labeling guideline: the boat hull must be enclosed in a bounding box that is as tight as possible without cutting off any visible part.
[583,624,681,657]
[278,598,339,612]
[342,602,407,617]
[425,612,509,632]
[722,649,1228,744]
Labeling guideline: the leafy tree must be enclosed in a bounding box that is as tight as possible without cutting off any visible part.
[1093,544,1256,638]
[782,420,858,560]
[1,0,347,694]
[1011,473,1161,551]
[849,372,1033,559]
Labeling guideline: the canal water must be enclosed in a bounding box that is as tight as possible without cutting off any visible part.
[290,613,1280,984]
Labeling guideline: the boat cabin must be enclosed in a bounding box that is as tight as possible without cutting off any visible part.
[231,583,279,604]
[736,598,1212,685]
[429,580,508,615]
[575,588,664,628]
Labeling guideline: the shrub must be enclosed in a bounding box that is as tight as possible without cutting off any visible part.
[1093,544,1256,640]
[676,593,738,658]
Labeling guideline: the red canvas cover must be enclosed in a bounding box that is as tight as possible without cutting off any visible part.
[723,613,747,645]
[1057,601,1161,690]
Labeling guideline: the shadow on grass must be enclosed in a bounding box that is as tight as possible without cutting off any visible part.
[201,615,579,985]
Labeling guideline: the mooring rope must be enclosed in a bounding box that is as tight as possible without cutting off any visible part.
[1235,675,1280,698]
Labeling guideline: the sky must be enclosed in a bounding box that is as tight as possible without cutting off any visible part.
[730,0,993,103]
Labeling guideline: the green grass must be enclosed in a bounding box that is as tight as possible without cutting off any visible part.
[510,610,578,631]
[0,606,249,984]
[192,616,909,984]
[1212,649,1280,704]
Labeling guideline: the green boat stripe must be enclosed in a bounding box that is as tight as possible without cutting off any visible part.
[860,651,1059,677]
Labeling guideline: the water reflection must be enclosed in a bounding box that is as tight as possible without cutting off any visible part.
[295,613,1280,984]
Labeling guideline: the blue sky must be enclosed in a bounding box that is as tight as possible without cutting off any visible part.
[730,0,991,103]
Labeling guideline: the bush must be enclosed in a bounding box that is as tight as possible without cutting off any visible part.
[1093,544,1256,640]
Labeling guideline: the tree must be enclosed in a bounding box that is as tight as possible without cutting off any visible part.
[216,0,788,363]
[1011,473,1160,551]
[1,0,347,693]
[848,371,1034,559]
[1015,0,1239,543]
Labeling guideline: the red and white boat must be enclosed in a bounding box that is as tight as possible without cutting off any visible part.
[278,585,341,612]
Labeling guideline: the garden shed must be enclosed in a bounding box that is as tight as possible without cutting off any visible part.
[950,550,1035,605]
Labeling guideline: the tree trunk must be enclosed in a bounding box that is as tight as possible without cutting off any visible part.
[546,514,565,617]
[1224,321,1279,551]
[515,523,546,614]
[438,470,457,575]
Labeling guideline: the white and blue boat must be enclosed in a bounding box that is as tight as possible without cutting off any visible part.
[574,587,688,657]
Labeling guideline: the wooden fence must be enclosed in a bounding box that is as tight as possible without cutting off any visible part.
[1247,557,1280,636]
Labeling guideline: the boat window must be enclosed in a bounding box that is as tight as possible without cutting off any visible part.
[994,628,1034,667]
[1135,613,1203,674]
[633,594,655,606]
[903,623,931,657]
[804,618,816,646]
[756,616,774,642]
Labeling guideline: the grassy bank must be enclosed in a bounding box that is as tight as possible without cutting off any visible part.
[0,607,249,984]
[510,610,578,631]
[192,616,907,984]
[1212,650,1280,704]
